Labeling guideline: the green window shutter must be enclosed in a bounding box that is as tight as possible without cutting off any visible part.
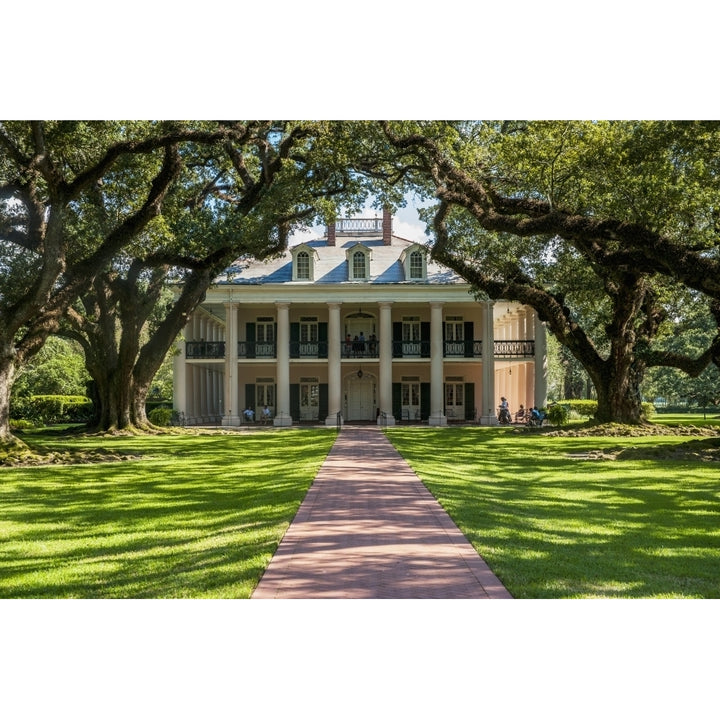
[393,322,402,357]
[392,383,402,421]
[421,322,431,357]
[245,384,255,411]
[420,382,431,421]
[290,384,300,420]
[290,322,300,358]
[464,383,475,420]
[318,322,328,359]
[246,322,256,359]
[319,383,328,421]
[464,321,474,358]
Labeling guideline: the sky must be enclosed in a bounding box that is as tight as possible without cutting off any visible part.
[290,194,433,246]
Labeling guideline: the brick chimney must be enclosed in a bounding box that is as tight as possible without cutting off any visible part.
[327,220,336,246]
[382,208,392,245]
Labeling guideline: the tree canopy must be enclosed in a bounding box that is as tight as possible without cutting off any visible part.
[0,121,375,439]
[347,120,720,423]
[3,120,720,439]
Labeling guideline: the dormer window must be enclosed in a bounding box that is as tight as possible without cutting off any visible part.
[409,250,424,279]
[291,243,317,281]
[346,243,371,282]
[296,251,310,279]
[401,244,427,281]
[353,251,367,279]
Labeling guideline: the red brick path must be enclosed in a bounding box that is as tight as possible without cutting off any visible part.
[252,426,512,599]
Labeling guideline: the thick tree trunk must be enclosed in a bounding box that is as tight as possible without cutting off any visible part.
[593,364,646,424]
[0,353,17,444]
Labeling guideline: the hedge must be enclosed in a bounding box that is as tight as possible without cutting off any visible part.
[10,395,94,424]
[559,399,656,420]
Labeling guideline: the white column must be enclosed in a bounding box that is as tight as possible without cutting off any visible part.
[223,303,240,426]
[326,302,343,426]
[378,301,395,425]
[189,366,199,422]
[274,302,292,426]
[534,311,548,408]
[510,311,521,414]
[173,335,187,416]
[480,301,496,425]
[428,302,447,426]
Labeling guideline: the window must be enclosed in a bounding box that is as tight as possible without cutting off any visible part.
[445,377,464,418]
[409,250,424,279]
[292,244,316,281]
[256,317,275,357]
[296,251,310,279]
[445,316,464,356]
[352,251,367,279]
[299,316,318,356]
[402,316,421,356]
[256,379,275,411]
[401,244,426,281]
[300,377,319,421]
[347,244,371,281]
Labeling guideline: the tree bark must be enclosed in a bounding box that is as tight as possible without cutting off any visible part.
[0,349,18,445]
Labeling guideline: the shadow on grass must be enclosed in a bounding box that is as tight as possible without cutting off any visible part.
[386,427,720,598]
[0,429,336,598]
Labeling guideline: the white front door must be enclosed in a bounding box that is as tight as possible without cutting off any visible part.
[345,376,376,421]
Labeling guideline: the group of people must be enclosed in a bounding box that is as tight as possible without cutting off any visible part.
[498,397,546,426]
[344,332,378,357]
[243,406,272,423]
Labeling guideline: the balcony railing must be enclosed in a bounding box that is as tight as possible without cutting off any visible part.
[494,340,535,357]
[336,217,383,233]
[444,340,483,358]
[290,341,328,358]
[239,341,277,358]
[186,339,535,360]
[343,340,379,358]
[186,341,225,359]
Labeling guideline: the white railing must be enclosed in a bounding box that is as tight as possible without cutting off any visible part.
[336,217,383,233]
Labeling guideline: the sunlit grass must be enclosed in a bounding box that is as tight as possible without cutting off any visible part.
[653,412,720,428]
[0,429,336,598]
[384,426,720,599]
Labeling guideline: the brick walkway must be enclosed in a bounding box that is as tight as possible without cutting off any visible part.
[252,425,512,599]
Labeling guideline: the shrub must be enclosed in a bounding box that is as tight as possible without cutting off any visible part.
[546,403,569,426]
[642,402,656,419]
[10,419,35,431]
[149,407,173,427]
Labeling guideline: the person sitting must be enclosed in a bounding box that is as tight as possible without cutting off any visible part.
[529,406,544,426]
[261,405,271,424]
[514,404,526,423]
[243,407,255,422]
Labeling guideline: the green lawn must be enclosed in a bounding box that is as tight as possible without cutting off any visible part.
[385,425,720,598]
[4,421,719,599]
[652,412,720,428]
[0,428,336,598]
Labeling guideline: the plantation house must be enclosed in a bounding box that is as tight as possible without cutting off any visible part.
[173,210,547,426]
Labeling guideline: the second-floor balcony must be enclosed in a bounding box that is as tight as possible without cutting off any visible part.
[239,341,277,358]
[186,339,535,360]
